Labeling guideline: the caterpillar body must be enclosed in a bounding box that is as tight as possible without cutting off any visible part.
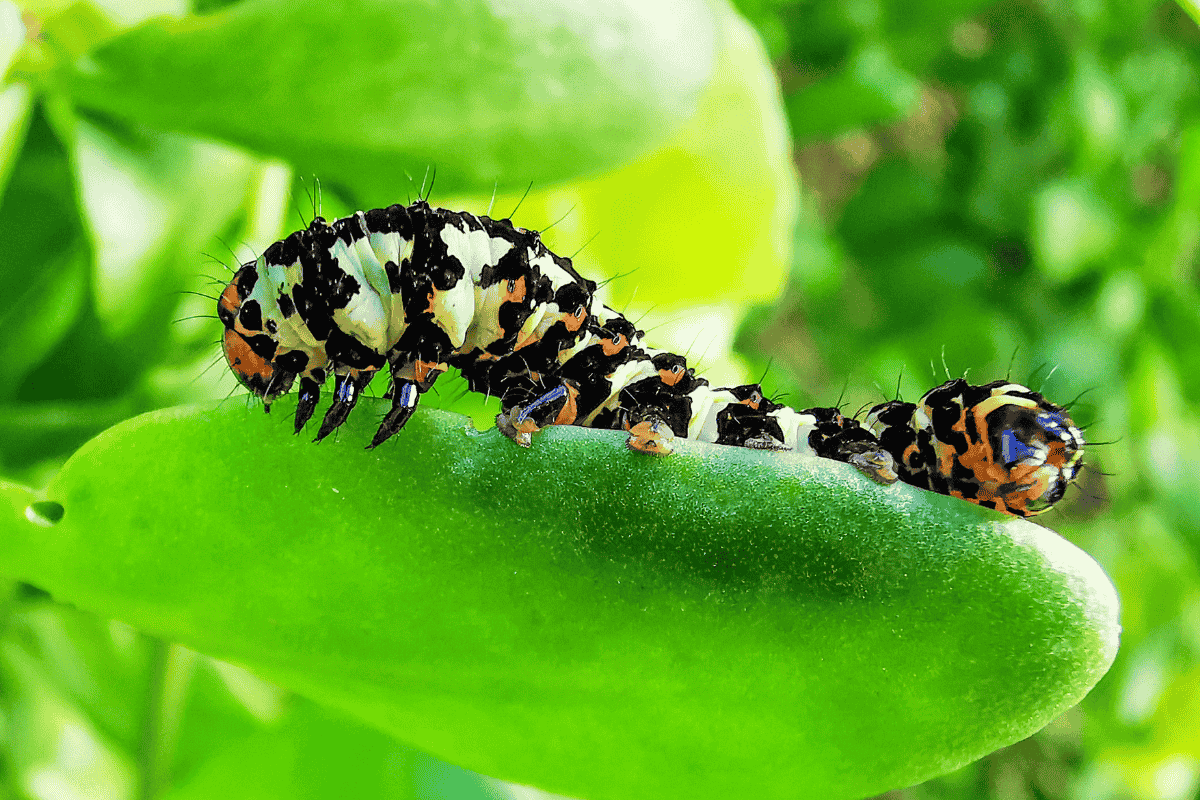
[217,200,1084,517]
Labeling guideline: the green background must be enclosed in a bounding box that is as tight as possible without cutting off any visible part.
[0,0,1194,797]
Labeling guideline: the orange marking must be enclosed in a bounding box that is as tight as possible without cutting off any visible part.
[503,276,527,304]
[958,438,1004,483]
[625,420,672,456]
[219,281,240,315]
[552,384,580,426]
[563,307,587,333]
[515,418,541,437]
[658,367,684,387]
[222,329,273,382]
[950,409,969,441]
[601,334,626,357]
[414,361,447,384]
[514,327,541,350]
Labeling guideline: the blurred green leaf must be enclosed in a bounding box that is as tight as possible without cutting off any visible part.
[68,117,263,341]
[4,603,154,751]
[787,43,920,141]
[0,80,32,200]
[162,698,505,800]
[0,586,513,799]
[1032,181,1118,281]
[62,0,718,203]
[0,398,136,475]
[0,107,89,399]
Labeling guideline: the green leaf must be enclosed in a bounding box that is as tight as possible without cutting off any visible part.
[68,117,264,341]
[1176,0,1200,29]
[786,43,920,141]
[0,400,1119,800]
[0,397,137,474]
[161,698,503,800]
[0,106,89,399]
[0,80,32,201]
[62,0,717,202]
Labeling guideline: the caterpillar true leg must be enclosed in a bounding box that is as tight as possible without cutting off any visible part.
[294,376,323,433]
[315,372,373,442]
[368,380,421,449]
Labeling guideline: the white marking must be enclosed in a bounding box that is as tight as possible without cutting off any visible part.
[461,281,509,352]
[555,329,599,365]
[688,387,736,441]
[513,303,551,347]
[350,216,395,305]
[441,222,516,351]
[440,222,513,282]
[430,274,475,349]
[529,250,578,290]
[369,229,408,268]
[771,407,818,453]
[329,237,388,352]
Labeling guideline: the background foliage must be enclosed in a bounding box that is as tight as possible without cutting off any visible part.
[0,0,1195,797]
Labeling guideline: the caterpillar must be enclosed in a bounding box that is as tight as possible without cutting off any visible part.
[216,200,1084,517]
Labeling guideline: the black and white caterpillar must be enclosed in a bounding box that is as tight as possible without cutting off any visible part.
[217,200,1085,517]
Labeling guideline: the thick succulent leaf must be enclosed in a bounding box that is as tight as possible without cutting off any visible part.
[0,400,1119,800]
[62,0,717,201]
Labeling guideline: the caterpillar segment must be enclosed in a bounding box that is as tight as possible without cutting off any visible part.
[218,201,1085,516]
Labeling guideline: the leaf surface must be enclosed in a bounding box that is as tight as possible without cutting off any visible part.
[0,400,1120,800]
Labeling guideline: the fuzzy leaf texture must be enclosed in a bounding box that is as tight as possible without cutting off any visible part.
[0,399,1119,800]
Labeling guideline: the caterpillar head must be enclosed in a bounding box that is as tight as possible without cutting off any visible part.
[217,265,294,404]
[926,380,1085,516]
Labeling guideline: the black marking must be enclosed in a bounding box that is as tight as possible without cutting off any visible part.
[274,350,310,373]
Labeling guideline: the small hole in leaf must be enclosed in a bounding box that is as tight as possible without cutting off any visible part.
[26,501,64,527]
